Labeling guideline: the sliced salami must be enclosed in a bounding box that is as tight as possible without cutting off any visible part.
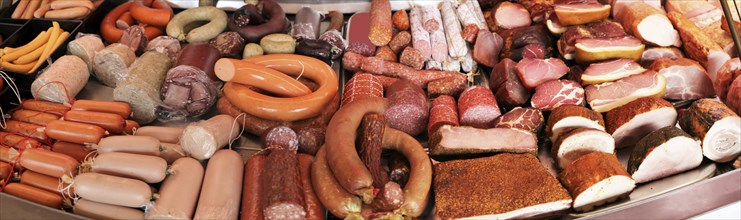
[428,95,459,135]
[458,86,502,128]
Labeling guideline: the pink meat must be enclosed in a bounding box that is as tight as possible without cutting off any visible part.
[430,126,539,155]
[583,59,643,77]
[489,58,531,108]
[726,75,741,115]
[652,60,715,100]
[521,44,546,59]
[575,36,643,48]
[558,20,627,57]
[640,47,684,67]
[385,80,429,136]
[458,86,502,129]
[493,1,532,30]
[714,58,741,101]
[515,58,570,90]
[428,95,459,135]
[473,30,503,68]
[585,71,662,110]
[531,79,585,110]
[493,107,544,134]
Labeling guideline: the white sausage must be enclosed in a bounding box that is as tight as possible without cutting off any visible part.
[74,199,145,220]
[194,149,244,220]
[145,157,204,219]
[134,126,184,144]
[179,114,239,160]
[91,152,168,183]
[73,172,152,208]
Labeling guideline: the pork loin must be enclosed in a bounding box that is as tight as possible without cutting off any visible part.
[713,58,740,102]
[605,97,677,148]
[554,0,611,26]
[531,79,585,110]
[434,153,572,219]
[619,2,681,47]
[489,59,531,108]
[559,152,635,212]
[493,1,532,30]
[639,47,684,67]
[649,58,715,100]
[665,0,721,28]
[585,70,666,112]
[553,127,615,169]
[429,125,538,156]
[581,59,645,85]
[515,58,570,90]
[628,126,703,184]
[667,11,730,82]
[546,105,605,142]
[493,107,544,134]
[679,99,741,163]
[558,20,627,60]
[574,36,645,63]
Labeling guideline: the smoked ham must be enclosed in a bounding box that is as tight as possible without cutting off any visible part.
[473,30,503,68]
[667,11,730,81]
[531,79,585,110]
[554,0,611,26]
[619,2,681,47]
[558,20,627,60]
[492,1,531,30]
[605,97,677,148]
[559,152,635,212]
[585,71,666,113]
[546,105,605,142]
[649,58,715,100]
[639,47,684,67]
[679,99,741,163]
[489,59,531,108]
[611,0,662,21]
[727,76,741,115]
[581,59,645,85]
[515,58,570,90]
[628,126,703,183]
[553,127,615,169]
[713,58,740,102]
[493,107,544,134]
[575,36,645,63]
[429,125,538,156]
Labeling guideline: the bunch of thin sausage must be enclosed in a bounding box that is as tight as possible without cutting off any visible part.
[11,0,102,20]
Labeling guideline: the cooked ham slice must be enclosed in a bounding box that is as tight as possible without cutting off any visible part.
[639,47,684,67]
[559,152,636,212]
[531,79,585,110]
[582,59,645,85]
[605,97,678,148]
[628,126,703,183]
[429,125,538,156]
[515,58,569,90]
[649,58,715,100]
[493,1,532,30]
[585,71,666,112]
[575,36,645,63]
[713,58,740,101]
[553,127,615,169]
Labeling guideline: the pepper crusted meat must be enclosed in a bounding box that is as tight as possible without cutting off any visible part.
[358,113,388,189]
[262,148,307,220]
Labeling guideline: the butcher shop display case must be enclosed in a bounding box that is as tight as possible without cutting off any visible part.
[0,0,740,219]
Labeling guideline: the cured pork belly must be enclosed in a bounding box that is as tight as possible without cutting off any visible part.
[679,99,741,163]
[639,47,684,67]
[605,97,677,148]
[546,105,605,142]
[429,125,538,156]
[668,11,730,82]
[559,152,636,212]
[585,71,666,113]
[558,20,627,60]
[434,153,572,219]
[574,36,645,63]
[552,127,615,169]
[649,58,715,100]
[581,58,645,85]
[628,126,703,183]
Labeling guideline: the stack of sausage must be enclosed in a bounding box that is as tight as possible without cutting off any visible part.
[11,0,102,20]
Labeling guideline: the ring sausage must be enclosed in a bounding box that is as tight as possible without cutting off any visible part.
[325,98,387,203]
[240,154,266,220]
[130,0,173,27]
[19,148,79,179]
[89,152,168,183]
[311,146,363,218]
[4,183,63,208]
[45,120,107,145]
[95,136,161,156]
[63,110,126,134]
[146,157,204,219]
[73,172,153,208]
[194,149,243,219]
[381,127,432,217]
[74,199,145,220]
[100,2,132,43]
[116,12,134,29]
[71,100,132,119]
[229,0,287,43]
[216,54,339,122]
[134,126,183,144]
[215,58,311,97]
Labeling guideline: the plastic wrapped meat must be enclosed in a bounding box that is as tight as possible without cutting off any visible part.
[158,65,220,121]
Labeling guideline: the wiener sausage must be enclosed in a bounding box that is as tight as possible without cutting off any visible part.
[51,141,91,163]
[20,170,73,197]
[130,0,173,27]
[4,183,63,208]
[0,131,41,149]
[19,148,79,179]
[298,154,324,220]
[241,154,266,220]
[217,54,339,122]
[96,136,161,156]
[73,172,152,208]
[215,58,311,97]
[160,143,186,164]
[146,157,204,219]
[20,99,70,116]
[311,146,363,218]
[194,150,243,220]
[325,98,387,203]
[63,110,126,134]
[44,6,90,20]
[45,120,107,145]
[71,100,132,119]
[74,199,145,220]
[4,120,49,143]
[50,0,95,10]
[89,152,168,183]
[11,109,60,126]
[134,126,183,144]
[381,127,432,217]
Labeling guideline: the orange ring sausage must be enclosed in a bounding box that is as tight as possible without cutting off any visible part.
[100,2,132,43]
[130,0,173,27]
[116,12,134,29]
[217,54,339,122]
[215,59,311,97]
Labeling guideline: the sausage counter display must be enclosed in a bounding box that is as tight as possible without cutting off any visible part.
[0,0,740,219]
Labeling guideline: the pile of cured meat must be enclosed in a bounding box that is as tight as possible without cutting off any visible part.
[340,0,741,218]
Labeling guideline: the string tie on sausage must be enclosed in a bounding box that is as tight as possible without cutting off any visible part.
[0,70,22,130]
[294,60,306,81]
[227,113,247,150]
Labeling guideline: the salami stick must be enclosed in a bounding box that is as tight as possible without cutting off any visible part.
[428,6,448,62]
[369,0,393,46]
[421,5,440,32]
[410,7,432,60]
[441,0,468,58]
[467,0,488,31]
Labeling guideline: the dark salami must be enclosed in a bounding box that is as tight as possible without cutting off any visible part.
[399,47,424,70]
[461,24,479,43]
[174,43,222,80]
[388,31,412,54]
[262,149,306,220]
[358,114,387,189]
[458,86,502,128]
[262,126,299,151]
[388,152,410,187]
[360,56,465,87]
[297,127,324,156]
[347,41,376,57]
[428,95,459,135]
[392,10,410,31]
[342,51,365,72]
[427,76,467,98]
[209,32,245,58]
[385,80,429,136]
[341,73,384,107]
[375,46,397,62]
